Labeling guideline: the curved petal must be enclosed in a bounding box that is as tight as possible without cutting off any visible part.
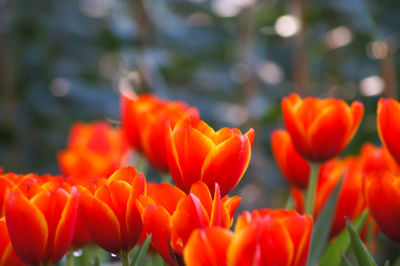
[147,183,185,215]
[166,125,185,189]
[170,194,210,254]
[377,98,400,164]
[282,95,310,158]
[53,187,79,263]
[189,182,212,216]
[5,192,48,265]
[202,135,251,196]
[141,205,175,265]
[108,166,139,184]
[308,104,351,161]
[271,130,310,189]
[79,188,122,254]
[126,174,147,248]
[228,217,293,266]
[183,227,233,266]
[170,121,215,192]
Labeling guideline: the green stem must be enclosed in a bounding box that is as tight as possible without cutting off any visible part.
[284,194,293,210]
[305,163,320,215]
[121,251,130,266]
[66,251,74,266]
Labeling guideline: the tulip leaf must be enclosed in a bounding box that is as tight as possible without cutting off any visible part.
[306,176,343,266]
[384,260,390,266]
[131,234,152,266]
[319,209,369,266]
[346,219,377,266]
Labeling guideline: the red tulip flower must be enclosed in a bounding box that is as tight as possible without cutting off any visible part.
[58,121,128,181]
[166,118,254,195]
[292,157,366,236]
[5,185,78,265]
[271,129,310,189]
[377,98,400,164]
[137,181,241,265]
[228,209,313,266]
[365,171,400,242]
[78,166,146,254]
[282,93,364,162]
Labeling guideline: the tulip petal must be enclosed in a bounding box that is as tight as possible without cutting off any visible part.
[53,187,78,263]
[189,182,212,216]
[5,192,48,265]
[141,205,175,265]
[170,194,210,254]
[183,227,233,266]
[377,98,400,164]
[79,188,122,254]
[227,218,293,266]
[170,121,215,192]
[147,183,185,215]
[308,105,351,161]
[202,134,251,195]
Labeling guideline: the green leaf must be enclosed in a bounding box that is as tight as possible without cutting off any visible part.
[131,234,152,266]
[385,260,390,266]
[347,219,377,266]
[306,176,343,266]
[340,253,355,266]
[319,209,369,266]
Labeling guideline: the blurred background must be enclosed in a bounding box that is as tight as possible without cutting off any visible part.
[0,0,399,219]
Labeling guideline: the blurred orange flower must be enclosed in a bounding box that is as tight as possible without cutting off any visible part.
[271,129,310,189]
[5,184,78,265]
[282,93,363,162]
[121,92,199,172]
[78,166,145,254]
[365,171,400,242]
[377,98,400,164]
[58,121,128,181]
[358,142,400,176]
[137,181,241,265]
[166,118,254,195]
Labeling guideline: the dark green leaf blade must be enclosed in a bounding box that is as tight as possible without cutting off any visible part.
[319,209,369,266]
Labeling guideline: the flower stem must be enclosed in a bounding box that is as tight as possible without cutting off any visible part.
[66,251,74,266]
[305,163,320,215]
[120,251,130,266]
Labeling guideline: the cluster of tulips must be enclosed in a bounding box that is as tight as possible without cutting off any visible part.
[2,91,400,266]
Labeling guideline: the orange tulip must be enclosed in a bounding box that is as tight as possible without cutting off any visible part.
[183,227,233,266]
[137,181,241,265]
[377,98,400,164]
[228,209,313,266]
[5,185,78,265]
[58,121,128,181]
[121,93,160,151]
[282,93,363,162]
[0,219,25,266]
[292,157,365,236]
[78,166,145,254]
[271,129,310,189]
[166,118,254,195]
[121,92,199,172]
[365,171,400,242]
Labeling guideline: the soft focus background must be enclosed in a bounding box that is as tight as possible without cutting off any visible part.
[0,0,399,225]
